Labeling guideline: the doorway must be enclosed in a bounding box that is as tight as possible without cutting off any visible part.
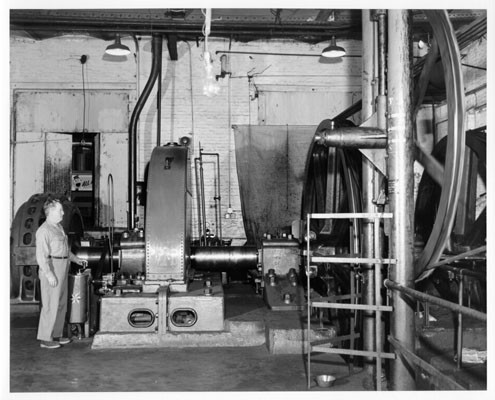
[71,132,98,228]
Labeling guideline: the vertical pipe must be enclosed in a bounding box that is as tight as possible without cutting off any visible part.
[201,153,223,241]
[374,218,383,391]
[194,158,203,240]
[157,53,162,146]
[132,35,141,189]
[128,34,163,229]
[107,174,114,275]
[425,301,430,328]
[375,10,388,389]
[349,269,356,374]
[377,12,387,97]
[387,10,416,390]
[215,153,223,240]
[306,213,312,390]
[361,9,377,385]
[199,148,207,245]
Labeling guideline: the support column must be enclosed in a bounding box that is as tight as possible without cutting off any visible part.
[387,10,416,390]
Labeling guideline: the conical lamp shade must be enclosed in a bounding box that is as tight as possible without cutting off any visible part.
[321,36,346,58]
[105,35,131,56]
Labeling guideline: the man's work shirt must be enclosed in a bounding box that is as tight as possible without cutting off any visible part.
[36,222,76,275]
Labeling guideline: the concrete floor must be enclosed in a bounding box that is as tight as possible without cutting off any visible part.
[8,282,370,393]
[8,282,486,394]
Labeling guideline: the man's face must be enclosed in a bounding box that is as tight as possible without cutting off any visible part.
[47,202,64,224]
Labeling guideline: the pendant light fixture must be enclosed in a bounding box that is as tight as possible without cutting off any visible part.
[321,36,346,58]
[105,34,131,56]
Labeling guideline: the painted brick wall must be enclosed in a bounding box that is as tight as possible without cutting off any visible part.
[144,38,362,243]
[10,31,487,243]
[10,34,363,242]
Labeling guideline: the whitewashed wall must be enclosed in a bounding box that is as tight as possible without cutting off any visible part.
[136,37,362,242]
[10,34,362,242]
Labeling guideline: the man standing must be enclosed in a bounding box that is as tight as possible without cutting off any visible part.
[36,198,86,349]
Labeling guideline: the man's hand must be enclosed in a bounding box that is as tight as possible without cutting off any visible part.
[75,258,87,267]
[46,271,58,287]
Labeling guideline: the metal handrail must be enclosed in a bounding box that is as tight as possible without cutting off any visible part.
[385,277,486,372]
[384,279,486,321]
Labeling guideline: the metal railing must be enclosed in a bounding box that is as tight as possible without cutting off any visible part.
[306,212,396,391]
[385,267,486,387]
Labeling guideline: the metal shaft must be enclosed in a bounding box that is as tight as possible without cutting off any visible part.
[316,127,386,148]
[190,246,258,271]
[387,9,416,390]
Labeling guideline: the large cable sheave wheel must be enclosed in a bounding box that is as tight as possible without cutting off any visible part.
[413,10,466,277]
[415,129,486,257]
[302,11,469,281]
[301,118,362,251]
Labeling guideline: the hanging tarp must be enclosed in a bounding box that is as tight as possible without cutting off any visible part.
[233,125,316,246]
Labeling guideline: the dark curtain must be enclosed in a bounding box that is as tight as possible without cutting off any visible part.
[233,125,316,246]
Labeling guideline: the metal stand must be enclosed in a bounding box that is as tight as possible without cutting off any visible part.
[306,212,396,391]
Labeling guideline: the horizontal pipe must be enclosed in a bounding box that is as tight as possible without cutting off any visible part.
[425,245,486,270]
[215,50,360,57]
[388,336,466,390]
[311,302,393,312]
[384,279,486,321]
[315,127,387,148]
[11,21,363,39]
[191,246,258,271]
[311,346,396,359]
[437,264,485,280]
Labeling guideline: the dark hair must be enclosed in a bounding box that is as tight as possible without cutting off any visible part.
[43,198,62,217]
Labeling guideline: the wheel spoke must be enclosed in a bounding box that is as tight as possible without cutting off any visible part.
[415,142,444,187]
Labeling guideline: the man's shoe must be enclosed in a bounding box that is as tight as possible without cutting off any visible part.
[56,337,72,345]
[40,340,61,349]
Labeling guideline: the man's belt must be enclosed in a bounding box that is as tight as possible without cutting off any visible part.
[49,255,69,259]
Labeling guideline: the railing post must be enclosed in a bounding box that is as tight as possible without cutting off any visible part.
[306,213,312,390]
[457,272,464,369]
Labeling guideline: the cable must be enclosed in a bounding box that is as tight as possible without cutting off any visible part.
[227,65,232,209]
[81,59,86,136]
[185,41,195,137]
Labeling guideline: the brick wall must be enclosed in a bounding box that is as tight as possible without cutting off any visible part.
[10,34,362,242]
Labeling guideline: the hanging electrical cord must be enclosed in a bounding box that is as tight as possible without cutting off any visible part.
[185,41,195,137]
[227,55,232,212]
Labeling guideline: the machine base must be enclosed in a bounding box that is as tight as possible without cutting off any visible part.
[98,275,225,334]
[263,277,306,311]
[92,322,266,349]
